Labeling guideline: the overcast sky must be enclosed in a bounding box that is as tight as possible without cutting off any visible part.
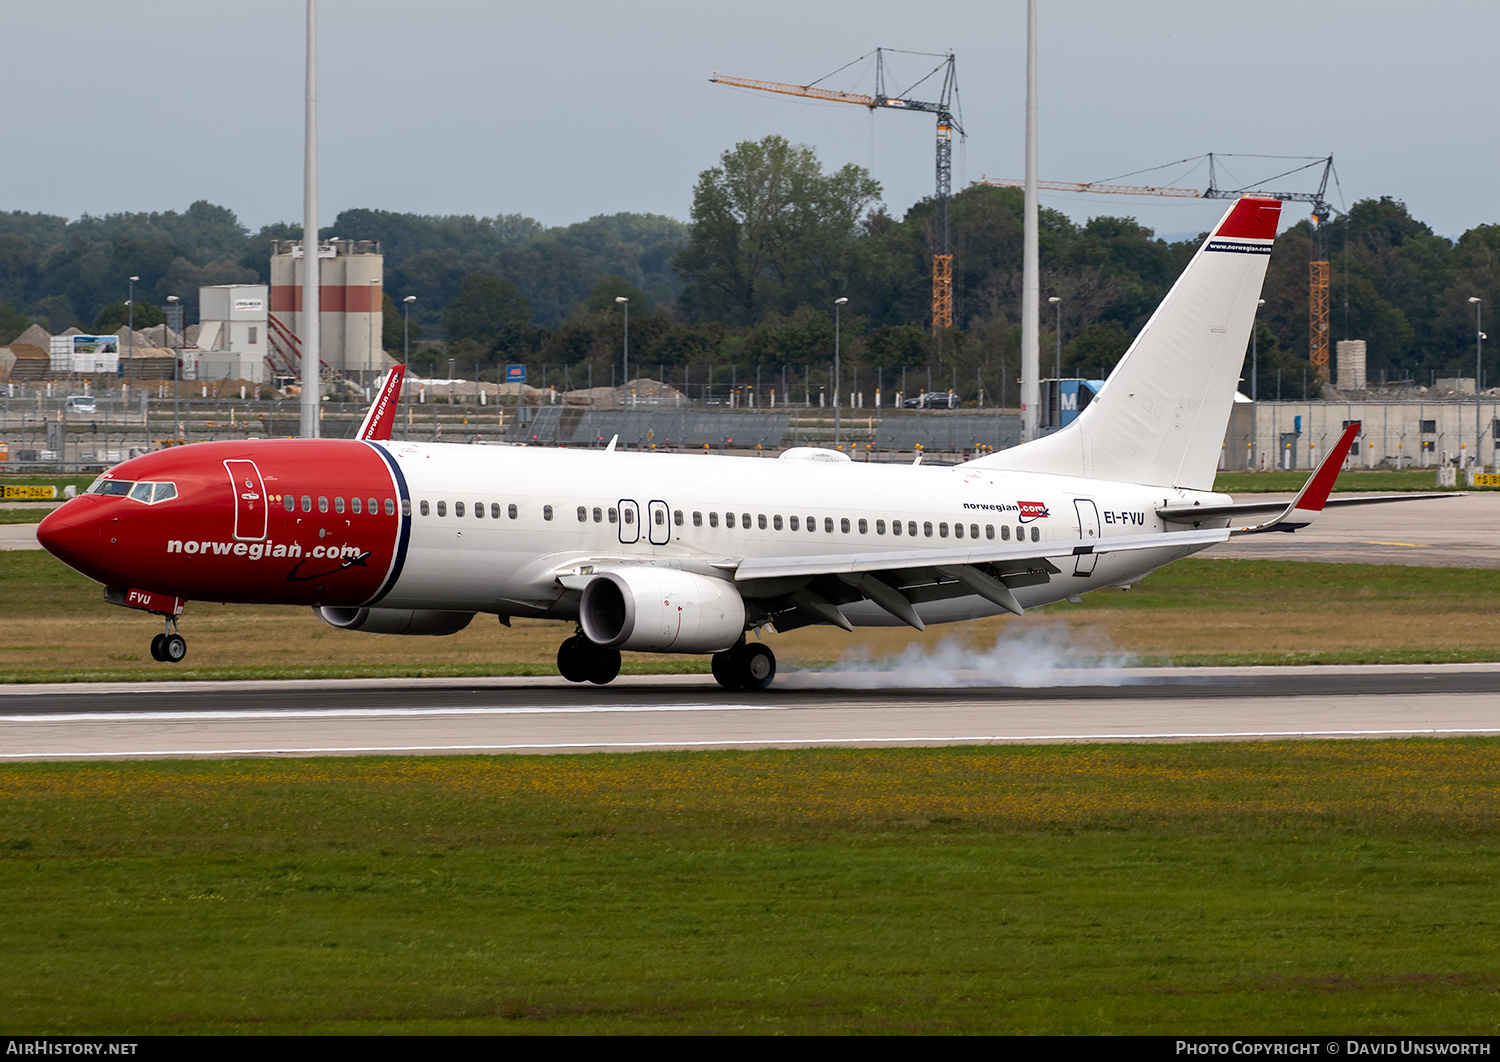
[7,1,1495,241]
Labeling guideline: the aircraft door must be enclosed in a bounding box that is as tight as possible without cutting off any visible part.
[224,459,268,541]
[1073,498,1100,576]
[617,499,640,544]
[647,500,671,545]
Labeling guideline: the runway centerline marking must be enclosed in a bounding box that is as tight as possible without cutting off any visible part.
[0,703,772,724]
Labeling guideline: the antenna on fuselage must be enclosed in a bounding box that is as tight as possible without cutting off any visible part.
[605,435,618,452]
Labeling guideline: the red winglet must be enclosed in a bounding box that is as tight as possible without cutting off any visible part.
[357,365,406,441]
[1214,197,1282,240]
[1289,422,1361,514]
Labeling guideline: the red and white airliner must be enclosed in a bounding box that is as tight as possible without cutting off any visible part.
[36,197,1406,688]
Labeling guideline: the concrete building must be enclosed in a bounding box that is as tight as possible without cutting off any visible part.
[195,284,269,384]
[1224,398,1500,472]
[268,238,387,385]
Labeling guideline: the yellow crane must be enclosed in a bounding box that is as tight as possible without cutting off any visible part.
[713,49,964,336]
[977,154,1339,381]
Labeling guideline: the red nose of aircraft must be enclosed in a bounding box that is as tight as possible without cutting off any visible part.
[36,496,108,572]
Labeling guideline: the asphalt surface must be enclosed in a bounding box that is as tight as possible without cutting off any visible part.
[4,665,1498,760]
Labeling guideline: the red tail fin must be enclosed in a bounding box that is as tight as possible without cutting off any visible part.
[356,365,405,441]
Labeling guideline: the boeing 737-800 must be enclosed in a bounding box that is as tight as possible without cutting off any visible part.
[36,197,1412,689]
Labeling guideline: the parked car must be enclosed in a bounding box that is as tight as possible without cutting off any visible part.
[902,392,959,409]
[63,395,97,414]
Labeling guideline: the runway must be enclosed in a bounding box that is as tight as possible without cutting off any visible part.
[4,664,1498,761]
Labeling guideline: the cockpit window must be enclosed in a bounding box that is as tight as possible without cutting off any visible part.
[89,479,177,504]
[129,482,154,502]
[153,483,177,503]
[100,480,134,496]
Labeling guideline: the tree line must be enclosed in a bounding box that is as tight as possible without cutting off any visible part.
[4,134,1498,401]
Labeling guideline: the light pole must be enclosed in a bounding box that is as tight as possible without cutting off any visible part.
[1048,296,1061,378]
[402,295,415,440]
[834,297,848,449]
[615,296,629,409]
[1252,298,1265,470]
[166,295,180,442]
[126,276,139,396]
[1470,297,1484,468]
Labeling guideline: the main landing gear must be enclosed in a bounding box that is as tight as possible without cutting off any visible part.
[711,640,776,691]
[149,616,187,663]
[556,631,621,685]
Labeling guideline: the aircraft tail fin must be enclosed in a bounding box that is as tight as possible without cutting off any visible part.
[356,365,406,441]
[971,196,1282,491]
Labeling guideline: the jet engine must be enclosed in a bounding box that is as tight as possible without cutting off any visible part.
[317,606,475,636]
[580,568,745,653]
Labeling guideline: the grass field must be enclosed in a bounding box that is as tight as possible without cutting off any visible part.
[3,742,1499,1034]
[1211,468,1470,493]
[3,551,1500,683]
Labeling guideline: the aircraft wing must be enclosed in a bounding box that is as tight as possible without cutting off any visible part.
[356,365,406,441]
[1157,423,1462,535]
[725,526,1229,631]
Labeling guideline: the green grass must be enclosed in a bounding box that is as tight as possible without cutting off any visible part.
[1213,468,1470,493]
[3,743,1500,1034]
[0,507,54,524]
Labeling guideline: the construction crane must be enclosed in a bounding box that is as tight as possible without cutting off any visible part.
[977,154,1340,381]
[712,49,964,336]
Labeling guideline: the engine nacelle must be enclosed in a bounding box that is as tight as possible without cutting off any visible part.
[580,568,745,653]
[317,606,475,636]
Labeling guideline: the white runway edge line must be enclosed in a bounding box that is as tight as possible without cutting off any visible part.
[7,728,1500,759]
[0,703,767,724]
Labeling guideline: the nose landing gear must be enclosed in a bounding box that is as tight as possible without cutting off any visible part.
[556,630,621,685]
[149,616,187,663]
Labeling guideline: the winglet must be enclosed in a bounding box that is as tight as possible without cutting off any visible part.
[1231,421,1361,535]
[356,365,406,441]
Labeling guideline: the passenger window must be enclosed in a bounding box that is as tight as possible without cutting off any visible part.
[1002,525,1010,541]
[475,503,484,519]
[693,511,703,527]
[773,515,783,530]
[656,510,666,526]
[789,515,799,531]
[674,510,684,526]
[939,522,949,538]
[742,513,751,529]
[390,498,401,516]
[908,521,917,537]
[954,523,963,539]
[608,507,618,523]
[757,514,766,530]
[824,517,834,533]
[369,497,379,514]
[1017,524,1024,539]
[130,482,153,502]
[335,497,346,514]
[509,504,518,519]
[858,519,867,534]
[726,512,735,529]
[351,497,361,514]
[456,501,466,518]
[621,508,631,524]
[595,507,604,522]
[924,522,933,537]
[437,501,446,517]
[891,520,901,536]
[544,505,554,521]
[1031,526,1040,542]
[284,494,295,512]
[709,512,718,528]
[578,506,588,522]
[876,520,886,535]
[318,496,329,513]
[302,496,312,513]
[807,516,816,533]
[985,524,994,540]
[971,524,980,539]
[420,500,430,516]
[840,518,850,534]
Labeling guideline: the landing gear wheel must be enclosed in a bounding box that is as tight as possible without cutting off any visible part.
[163,634,187,663]
[711,647,741,690]
[739,643,776,690]
[557,636,589,683]
[586,646,621,685]
[150,634,167,662]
